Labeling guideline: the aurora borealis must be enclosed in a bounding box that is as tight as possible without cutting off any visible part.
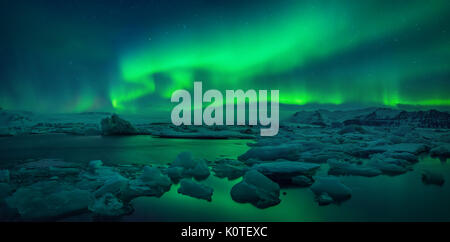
[1,0,450,113]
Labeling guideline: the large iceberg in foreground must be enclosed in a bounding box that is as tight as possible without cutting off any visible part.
[6,181,91,220]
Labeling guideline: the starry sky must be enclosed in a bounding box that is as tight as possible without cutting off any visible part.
[1,0,450,113]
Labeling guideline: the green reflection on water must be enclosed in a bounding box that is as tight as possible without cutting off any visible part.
[0,135,251,166]
[128,156,450,222]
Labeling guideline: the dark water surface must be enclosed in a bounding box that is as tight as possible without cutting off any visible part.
[0,134,250,167]
[1,135,450,221]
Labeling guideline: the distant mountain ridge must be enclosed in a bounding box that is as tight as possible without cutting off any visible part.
[344,109,450,128]
[288,108,450,128]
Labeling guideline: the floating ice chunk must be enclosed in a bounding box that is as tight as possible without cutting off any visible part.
[0,183,12,200]
[78,161,128,193]
[310,177,351,203]
[0,127,14,137]
[82,127,101,136]
[190,162,210,180]
[124,166,171,200]
[0,170,9,183]
[380,143,429,155]
[328,159,381,177]
[291,175,314,187]
[169,152,210,181]
[368,155,409,175]
[94,175,129,198]
[352,143,429,158]
[20,159,79,169]
[177,179,213,201]
[6,181,91,220]
[172,152,197,168]
[422,171,445,186]
[430,144,450,162]
[316,193,334,206]
[338,125,367,135]
[382,151,418,163]
[88,193,132,217]
[166,167,184,183]
[80,161,121,183]
[88,160,103,170]
[230,170,280,209]
[14,159,81,181]
[238,143,301,161]
[350,146,386,158]
[299,151,347,164]
[48,167,80,176]
[101,114,137,136]
[212,159,247,180]
[0,183,17,221]
[251,161,320,184]
[140,166,164,181]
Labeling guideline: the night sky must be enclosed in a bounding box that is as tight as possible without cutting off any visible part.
[1,0,450,113]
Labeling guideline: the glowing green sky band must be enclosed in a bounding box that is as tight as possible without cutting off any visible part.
[110,1,450,111]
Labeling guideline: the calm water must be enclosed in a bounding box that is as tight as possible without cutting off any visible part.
[1,134,450,221]
[0,134,251,167]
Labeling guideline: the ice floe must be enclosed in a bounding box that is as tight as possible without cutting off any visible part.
[94,175,129,198]
[178,179,213,201]
[421,171,445,186]
[291,175,314,187]
[368,155,411,175]
[328,159,382,177]
[430,144,450,162]
[310,177,352,205]
[230,170,280,208]
[251,161,320,185]
[6,181,92,220]
[89,193,133,218]
[238,143,301,162]
[168,152,210,181]
[0,170,9,183]
[212,159,247,180]
[317,193,334,206]
[124,166,172,199]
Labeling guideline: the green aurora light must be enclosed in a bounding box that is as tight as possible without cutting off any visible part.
[111,0,450,111]
[1,0,450,113]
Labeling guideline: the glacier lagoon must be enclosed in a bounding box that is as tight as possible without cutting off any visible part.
[1,132,450,221]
